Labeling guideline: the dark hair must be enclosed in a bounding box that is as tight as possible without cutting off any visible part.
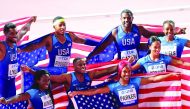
[3,22,16,35]
[73,57,83,65]
[53,16,64,23]
[163,20,175,27]
[147,36,161,54]
[120,9,133,17]
[31,70,54,107]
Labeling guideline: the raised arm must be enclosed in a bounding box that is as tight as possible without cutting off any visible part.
[140,72,180,85]
[68,32,99,46]
[69,86,110,98]
[0,93,30,104]
[138,25,165,38]
[21,35,51,52]
[17,16,36,41]
[88,65,117,79]
[138,25,186,39]
[87,29,116,60]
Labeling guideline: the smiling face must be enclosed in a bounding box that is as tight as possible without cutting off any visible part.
[6,28,18,43]
[120,12,133,28]
[53,20,66,35]
[163,22,175,38]
[149,41,161,56]
[37,74,50,90]
[120,66,131,81]
[73,58,86,74]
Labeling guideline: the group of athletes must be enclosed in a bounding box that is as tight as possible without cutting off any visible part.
[0,9,190,109]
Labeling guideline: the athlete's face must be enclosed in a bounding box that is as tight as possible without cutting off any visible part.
[5,28,18,43]
[149,41,161,56]
[120,67,131,81]
[120,12,133,28]
[38,74,50,90]
[163,23,175,38]
[74,59,86,74]
[53,21,66,35]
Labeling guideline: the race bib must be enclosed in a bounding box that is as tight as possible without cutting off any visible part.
[147,64,166,74]
[118,85,137,104]
[8,63,18,77]
[41,94,53,109]
[161,45,177,56]
[121,49,138,60]
[54,56,70,67]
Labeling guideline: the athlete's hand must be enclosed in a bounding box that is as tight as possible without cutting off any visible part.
[30,16,37,23]
[170,72,181,78]
[20,65,31,72]
[176,27,186,34]
[128,56,135,63]
[68,91,78,98]
[0,97,7,104]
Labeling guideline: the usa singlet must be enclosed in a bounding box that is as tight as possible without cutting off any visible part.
[108,77,141,107]
[115,24,141,61]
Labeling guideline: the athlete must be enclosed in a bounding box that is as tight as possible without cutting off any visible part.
[158,20,190,58]
[0,70,54,109]
[0,16,36,98]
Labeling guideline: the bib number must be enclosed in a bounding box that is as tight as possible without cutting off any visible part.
[54,56,70,67]
[41,94,53,109]
[161,45,177,56]
[118,86,137,104]
[147,64,166,74]
[121,49,138,60]
[8,63,18,77]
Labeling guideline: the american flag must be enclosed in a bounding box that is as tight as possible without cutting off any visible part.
[1,17,190,109]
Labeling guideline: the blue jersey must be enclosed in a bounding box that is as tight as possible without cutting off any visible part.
[48,33,72,68]
[0,42,18,98]
[115,24,141,61]
[159,36,188,58]
[137,54,172,74]
[0,42,18,79]
[27,89,53,109]
[69,72,91,92]
[108,78,141,107]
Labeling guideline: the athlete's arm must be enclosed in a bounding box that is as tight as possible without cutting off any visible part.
[21,35,51,52]
[185,40,190,48]
[138,25,165,38]
[68,32,99,46]
[17,16,36,41]
[88,65,117,79]
[141,72,180,85]
[0,43,6,61]
[87,29,117,60]
[69,86,110,98]
[0,93,30,104]
[170,58,190,67]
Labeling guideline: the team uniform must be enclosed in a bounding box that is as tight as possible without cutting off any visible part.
[108,78,141,107]
[67,72,92,109]
[158,36,188,58]
[48,33,72,74]
[115,24,141,61]
[26,89,53,109]
[0,42,18,98]
[137,54,172,74]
